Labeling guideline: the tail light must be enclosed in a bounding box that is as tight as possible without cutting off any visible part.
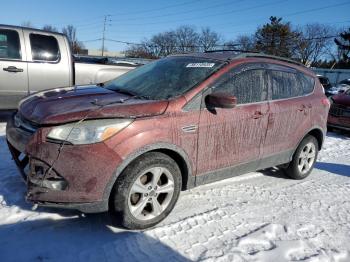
[321,98,330,108]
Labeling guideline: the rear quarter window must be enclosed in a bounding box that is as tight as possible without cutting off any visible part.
[30,33,60,62]
[0,29,21,59]
[299,74,315,95]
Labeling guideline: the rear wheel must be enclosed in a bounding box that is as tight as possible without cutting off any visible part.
[110,152,182,229]
[285,135,318,180]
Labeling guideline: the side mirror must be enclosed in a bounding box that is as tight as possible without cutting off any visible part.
[205,92,237,109]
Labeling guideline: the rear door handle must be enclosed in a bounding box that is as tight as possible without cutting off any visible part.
[252,111,264,119]
[297,105,306,112]
[3,66,24,73]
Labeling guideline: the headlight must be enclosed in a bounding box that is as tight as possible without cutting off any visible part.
[47,119,133,145]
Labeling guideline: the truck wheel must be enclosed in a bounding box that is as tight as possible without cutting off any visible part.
[110,152,182,229]
[285,135,318,180]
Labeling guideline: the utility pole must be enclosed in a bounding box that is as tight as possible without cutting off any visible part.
[101,15,111,56]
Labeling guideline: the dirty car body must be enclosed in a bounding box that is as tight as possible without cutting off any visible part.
[6,52,329,229]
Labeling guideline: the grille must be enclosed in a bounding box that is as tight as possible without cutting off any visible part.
[14,114,39,133]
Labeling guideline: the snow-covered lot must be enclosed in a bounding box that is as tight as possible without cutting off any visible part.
[1,122,350,262]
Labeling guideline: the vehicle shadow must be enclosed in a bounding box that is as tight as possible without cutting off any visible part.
[259,167,290,179]
[315,162,350,177]
[260,162,350,179]
[0,216,189,262]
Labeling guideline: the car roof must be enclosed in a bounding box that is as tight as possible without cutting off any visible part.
[0,24,65,36]
[169,51,306,68]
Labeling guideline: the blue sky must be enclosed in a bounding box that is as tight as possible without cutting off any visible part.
[1,0,349,51]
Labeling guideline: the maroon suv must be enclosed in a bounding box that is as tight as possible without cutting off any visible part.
[6,52,329,229]
[328,88,350,131]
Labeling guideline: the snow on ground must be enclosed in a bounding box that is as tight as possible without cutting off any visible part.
[0,121,350,262]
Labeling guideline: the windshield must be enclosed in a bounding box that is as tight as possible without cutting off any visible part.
[104,56,223,100]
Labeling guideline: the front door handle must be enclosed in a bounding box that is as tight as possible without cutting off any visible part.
[3,66,24,73]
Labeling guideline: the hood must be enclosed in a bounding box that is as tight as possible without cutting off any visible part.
[332,93,350,107]
[19,85,169,125]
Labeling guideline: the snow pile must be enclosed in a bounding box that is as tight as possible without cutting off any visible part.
[0,122,350,261]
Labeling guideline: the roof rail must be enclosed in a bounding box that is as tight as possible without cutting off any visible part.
[240,53,305,67]
[204,49,259,54]
[203,50,305,67]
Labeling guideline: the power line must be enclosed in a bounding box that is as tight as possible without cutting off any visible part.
[110,0,203,16]
[80,38,102,43]
[105,38,240,48]
[109,0,288,27]
[284,2,350,18]
[210,2,350,30]
[110,0,245,23]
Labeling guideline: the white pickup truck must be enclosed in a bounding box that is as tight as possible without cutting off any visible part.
[0,24,134,109]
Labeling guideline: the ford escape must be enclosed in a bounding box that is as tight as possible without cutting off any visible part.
[6,51,330,229]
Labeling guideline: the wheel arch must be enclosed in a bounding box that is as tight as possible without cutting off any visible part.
[103,142,194,204]
[306,127,324,150]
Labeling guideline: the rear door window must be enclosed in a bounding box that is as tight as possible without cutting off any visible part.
[269,70,303,99]
[29,34,60,62]
[212,66,268,104]
[0,29,21,59]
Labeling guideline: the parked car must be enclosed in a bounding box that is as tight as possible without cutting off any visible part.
[336,78,350,91]
[317,75,333,97]
[328,88,350,131]
[326,78,350,97]
[0,24,134,109]
[6,51,329,229]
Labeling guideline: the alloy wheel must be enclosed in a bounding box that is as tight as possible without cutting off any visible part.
[297,142,316,175]
[128,166,175,221]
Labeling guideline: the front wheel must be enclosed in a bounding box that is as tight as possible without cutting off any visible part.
[110,152,182,229]
[285,135,319,180]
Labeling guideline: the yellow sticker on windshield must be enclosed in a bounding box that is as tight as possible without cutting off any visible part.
[186,63,215,68]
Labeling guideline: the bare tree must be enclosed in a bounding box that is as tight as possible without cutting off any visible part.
[175,25,200,53]
[62,25,85,54]
[294,24,334,66]
[21,21,34,28]
[42,25,58,33]
[151,31,178,57]
[235,35,256,51]
[199,27,220,51]
[125,44,158,59]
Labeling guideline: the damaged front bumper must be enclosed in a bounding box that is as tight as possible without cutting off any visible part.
[6,114,117,213]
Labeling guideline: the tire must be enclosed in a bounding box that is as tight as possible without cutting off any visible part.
[285,135,319,180]
[110,152,182,230]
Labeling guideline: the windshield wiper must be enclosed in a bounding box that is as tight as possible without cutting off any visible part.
[91,88,151,106]
[112,88,152,100]
[113,88,138,97]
